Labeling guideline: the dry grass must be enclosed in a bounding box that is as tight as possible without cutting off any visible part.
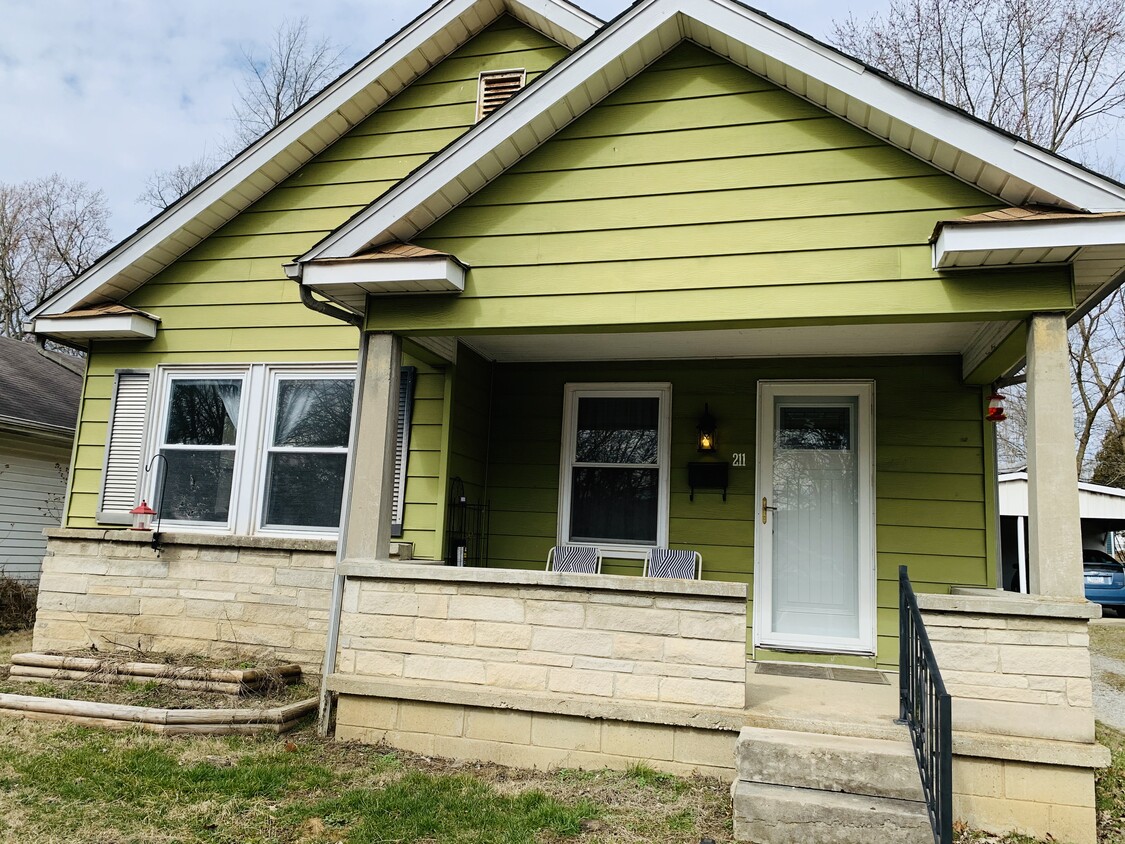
[0,718,732,844]
[0,575,36,633]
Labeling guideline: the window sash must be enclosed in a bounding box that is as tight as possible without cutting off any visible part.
[558,384,671,558]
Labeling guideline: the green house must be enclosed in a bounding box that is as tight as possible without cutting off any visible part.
[26,1,1125,840]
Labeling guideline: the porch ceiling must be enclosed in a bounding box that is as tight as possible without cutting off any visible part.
[457,321,985,363]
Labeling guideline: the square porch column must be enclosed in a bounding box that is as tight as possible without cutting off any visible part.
[342,331,402,563]
[1025,313,1083,597]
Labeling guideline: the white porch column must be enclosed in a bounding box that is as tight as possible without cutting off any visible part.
[342,331,402,563]
[1025,313,1083,597]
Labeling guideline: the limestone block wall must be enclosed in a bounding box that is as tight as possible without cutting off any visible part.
[33,529,337,671]
[332,563,749,710]
[918,589,1106,844]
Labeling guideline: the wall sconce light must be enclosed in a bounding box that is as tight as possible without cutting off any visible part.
[697,404,717,452]
[986,392,1007,423]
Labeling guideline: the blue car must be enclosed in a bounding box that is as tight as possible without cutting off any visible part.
[1083,548,1125,614]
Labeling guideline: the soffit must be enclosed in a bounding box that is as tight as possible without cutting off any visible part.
[29,0,600,319]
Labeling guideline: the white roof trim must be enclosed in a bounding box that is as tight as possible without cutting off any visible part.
[31,312,160,343]
[299,0,1125,264]
[302,256,467,313]
[29,0,599,321]
[934,218,1125,269]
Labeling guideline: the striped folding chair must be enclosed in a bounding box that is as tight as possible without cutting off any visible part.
[643,547,702,580]
[546,544,602,574]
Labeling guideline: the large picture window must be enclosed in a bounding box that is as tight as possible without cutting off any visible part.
[558,384,671,556]
[149,364,354,536]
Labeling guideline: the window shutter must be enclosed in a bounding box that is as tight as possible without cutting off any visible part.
[476,69,526,121]
[96,370,152,525]
[391,366,417,538]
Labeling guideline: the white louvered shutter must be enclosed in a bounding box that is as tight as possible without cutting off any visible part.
[391,366,417,538]
[476,70,525,121]
[97,370,152,524]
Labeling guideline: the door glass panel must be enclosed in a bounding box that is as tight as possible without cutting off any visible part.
[771,397,860,640]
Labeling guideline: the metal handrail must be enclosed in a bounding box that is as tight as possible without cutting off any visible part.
[897,565,953,844]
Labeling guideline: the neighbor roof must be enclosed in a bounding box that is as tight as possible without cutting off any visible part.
[28,0,600,322]
[0,337,83,435]
[296,0,1125,268]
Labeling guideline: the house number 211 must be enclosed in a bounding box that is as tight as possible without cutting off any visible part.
[732,453,747,467]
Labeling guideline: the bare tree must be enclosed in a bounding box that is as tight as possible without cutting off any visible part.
[232,17,343,148]
[139,18,344,211]
[834,0,1125,478]
[0,175,111,339]
[137,154,218,214]
[833,0,1125,156]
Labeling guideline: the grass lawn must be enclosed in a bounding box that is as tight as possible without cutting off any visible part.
[0,718,732,844]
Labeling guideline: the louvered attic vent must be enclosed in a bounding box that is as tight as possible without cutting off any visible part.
[476,69,526,121]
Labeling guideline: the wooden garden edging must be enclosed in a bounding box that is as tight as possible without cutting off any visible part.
[0,693,317,735]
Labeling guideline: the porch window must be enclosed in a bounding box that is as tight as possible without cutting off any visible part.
[559,384,671,556]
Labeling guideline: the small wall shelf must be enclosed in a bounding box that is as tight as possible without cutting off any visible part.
[688,461,729,502]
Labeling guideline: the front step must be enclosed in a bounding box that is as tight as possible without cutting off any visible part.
[733,725,933,844]
[733,781,933,844]
[737,726,925,802]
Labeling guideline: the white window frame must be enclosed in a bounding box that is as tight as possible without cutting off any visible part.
[145,362,355,539]
[557,382,672,559]
[255,368,355,538]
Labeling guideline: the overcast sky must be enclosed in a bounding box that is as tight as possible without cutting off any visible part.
[0,0,888,239]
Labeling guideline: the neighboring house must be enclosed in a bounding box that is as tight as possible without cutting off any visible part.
[998,470,1125,592]
[0,336,82,581]
[23,0,1125,841]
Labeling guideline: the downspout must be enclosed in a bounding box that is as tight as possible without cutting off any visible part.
[287,260,363,734]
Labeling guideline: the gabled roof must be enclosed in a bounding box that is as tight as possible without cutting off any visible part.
[0,336,83,437]
[29,0,600,321]
[296,0,1125,268]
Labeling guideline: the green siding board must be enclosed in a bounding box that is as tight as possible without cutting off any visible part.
[67,18,568,528]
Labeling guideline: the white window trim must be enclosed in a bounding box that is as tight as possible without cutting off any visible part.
[255,368,355,538]
[145,362,355,539]
[557,382,672,560]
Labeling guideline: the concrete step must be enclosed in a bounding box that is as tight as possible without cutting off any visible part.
[732,780,934,844]
[737,725,925,802]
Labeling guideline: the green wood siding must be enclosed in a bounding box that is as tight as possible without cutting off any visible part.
[363,43,1072,334]
[66,18,569,527]
[483,357,992,668]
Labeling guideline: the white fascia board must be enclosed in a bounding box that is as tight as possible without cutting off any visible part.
[302,0,1125,262]
[303,257,466,295]
[29,0,597,321]
[32,313,159,341]
[510,0,601,44]
[934,218,1125,269]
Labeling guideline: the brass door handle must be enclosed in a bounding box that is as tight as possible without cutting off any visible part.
[761,497,778,524]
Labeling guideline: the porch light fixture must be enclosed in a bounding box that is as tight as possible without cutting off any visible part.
[697,404,717,452]
[129,500,155,531]
[986,392,1007,423]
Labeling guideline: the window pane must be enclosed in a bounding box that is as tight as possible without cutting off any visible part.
[274,379,353,448]
[165,380,241,446]
[263,453,347,528]
[575,397,659,464]
[160,449,235,522]
[777,404,852,451]
[569,466,658,543]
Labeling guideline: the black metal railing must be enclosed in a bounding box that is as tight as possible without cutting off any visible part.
[898,565,953,844]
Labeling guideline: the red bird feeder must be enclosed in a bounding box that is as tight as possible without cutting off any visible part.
[986,392,1007,423]
[130,500,156,531]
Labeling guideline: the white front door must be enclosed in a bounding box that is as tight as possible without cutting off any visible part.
[754,382,876,655]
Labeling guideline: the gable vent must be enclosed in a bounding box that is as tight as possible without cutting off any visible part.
[476,70,526,121]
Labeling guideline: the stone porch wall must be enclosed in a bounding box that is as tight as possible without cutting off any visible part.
[918,589,1107,844]
[33,529,338,672]
[332,563,749,709]
[327,564,748,774]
